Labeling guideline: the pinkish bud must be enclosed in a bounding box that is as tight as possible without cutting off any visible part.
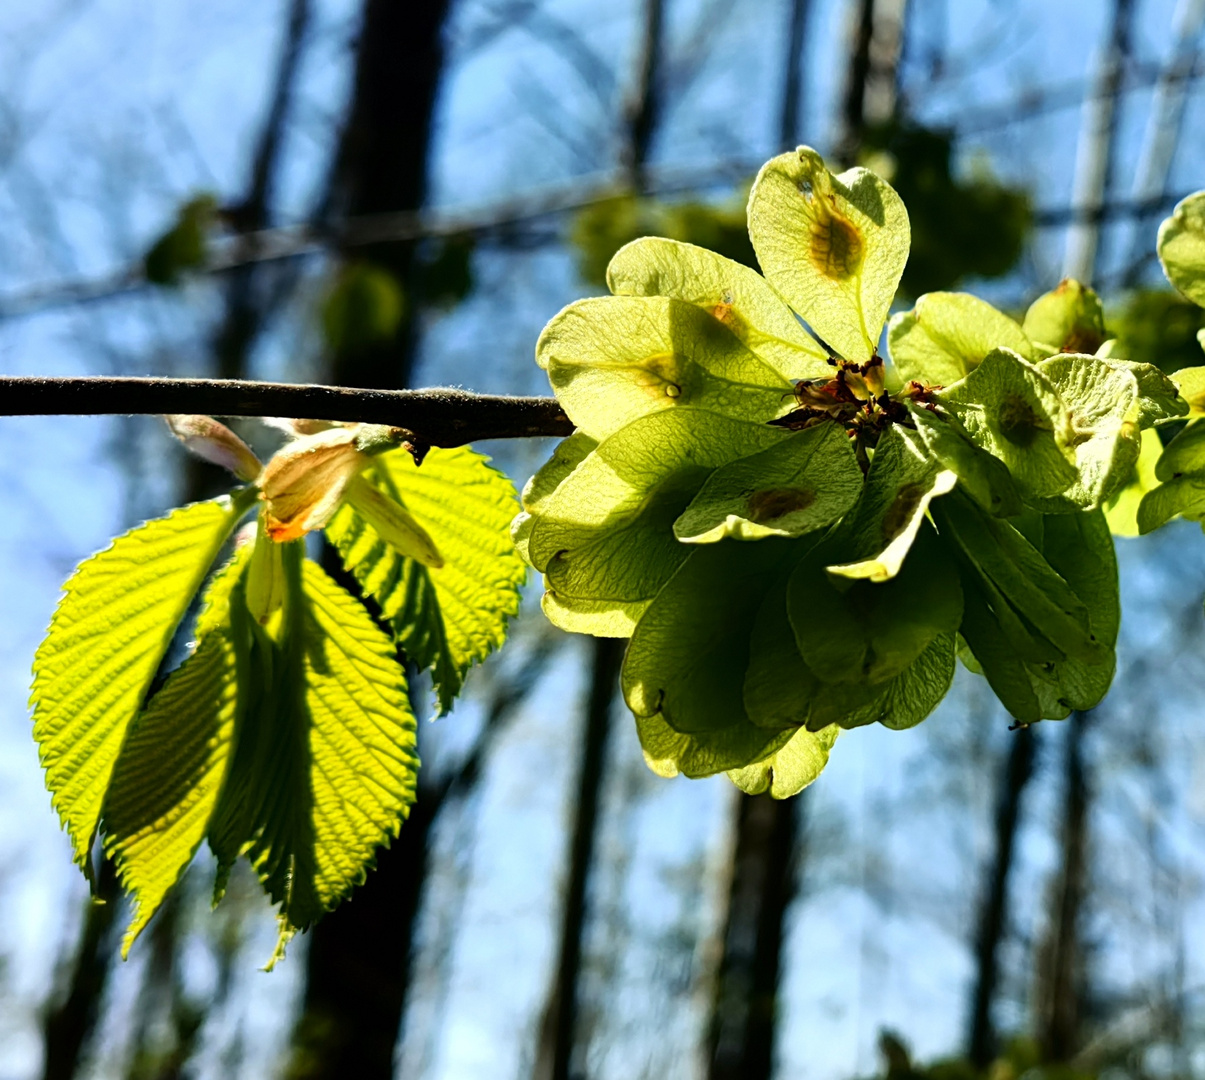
[165,415,262,482]
[260,426,367,542]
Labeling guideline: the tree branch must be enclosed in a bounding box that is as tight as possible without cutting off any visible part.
[0,376,573,446]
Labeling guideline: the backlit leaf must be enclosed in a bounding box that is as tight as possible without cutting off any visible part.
[727,725,839,799]
[219,554,418,953]
[1023,279,1107,355]
[523,408,783,637]
[326,445,524,714]
[536,295,793,441]
[103,551,248,955]
[605,237,832,379]
[938,347,1078,500]
[1158,191,1205,307]
[748,146,909,362]
[1028,354,1141,511]
[674,422,862,543]
[888,291,1036,386]
[31,492,254,875]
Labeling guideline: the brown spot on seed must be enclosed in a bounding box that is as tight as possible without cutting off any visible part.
[883,483,926,541]
[998,393,1047,447]
[809,202,864,281]
[747,487,815,523]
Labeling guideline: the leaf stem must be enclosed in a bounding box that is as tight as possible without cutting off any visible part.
[0,376,573,447]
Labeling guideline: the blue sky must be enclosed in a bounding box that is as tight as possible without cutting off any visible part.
[2,1,1205,1078]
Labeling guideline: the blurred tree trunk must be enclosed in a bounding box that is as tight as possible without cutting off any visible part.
[1062,0,1137,283]
[41,861,121,1080]
[701,4,911,1073]
[532,638,625,1080]
[1123,0,1205,282]
[1037,711,1094,1063]
[287,3,452,1078]
[190,0,312,498]
[779,0,813,150]
[707,792,804,1080]
[39,8,313,1078]
[531,9,665,1077]
[966,726,1038,1069]
[833,0,909,164]
[619,0,665,186]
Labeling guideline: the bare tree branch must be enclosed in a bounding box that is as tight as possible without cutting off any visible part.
[0,376,572,446]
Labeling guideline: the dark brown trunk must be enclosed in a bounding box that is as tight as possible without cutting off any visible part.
[967,725,1038,1068]
[39,7,315,1074]
[779,0,812,149]
[832,0,908,164]
[40,861,122,1080]
[619,0,665,187]
[320,0,451,392]
[707,792,804,1080]
[833,0,876,164]
[1062,0,1137,283]
[532,637,624,1080]
[1038,711,1093,1063]
[287,2,452,1074]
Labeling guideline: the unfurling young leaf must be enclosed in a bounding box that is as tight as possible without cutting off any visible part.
[33,415,524,960]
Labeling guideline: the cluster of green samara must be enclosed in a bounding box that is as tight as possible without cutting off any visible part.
[515,146,1199,798]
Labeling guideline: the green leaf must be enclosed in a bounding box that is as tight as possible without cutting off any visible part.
[605,237,832,380]
[744,554,955,733]
[747,146,909,362]
[1158,191,1205,307]
[932,493,1104,666]
[1027,354,1141,511]
[524,408,783,637]
[825,425,955,582]
[887,292,1036,386]
[841,633,957,731]
[636,711,793,782]
[956,572,1044,724]
[1137,472,1205,533]
[622,536,805,738]
[1098,359,1186,427]
[938,347,1078,500]
[102,551,248,955]
[1138,400,1205,536]
[789,523,962,686]
[1156,417,1205,480]
[1022,279,1107,355]
[31,493,253,875]
[673,422,863,543]
[727,725,839,798]
[215,553,418,953]
[321,261,405,353]
[536,295,794,441]
[512,432,598,564]
[1172,365,1205,417]
[743,576,842,730]
[326,445,524,714]
[908,406,1023,517]
[1024,509,1118,715]
[1104,427,1163,536]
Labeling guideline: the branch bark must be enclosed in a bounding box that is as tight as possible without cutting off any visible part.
[0,376,572,446]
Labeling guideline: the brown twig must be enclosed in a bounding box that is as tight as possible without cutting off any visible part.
[0,376,573,447]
